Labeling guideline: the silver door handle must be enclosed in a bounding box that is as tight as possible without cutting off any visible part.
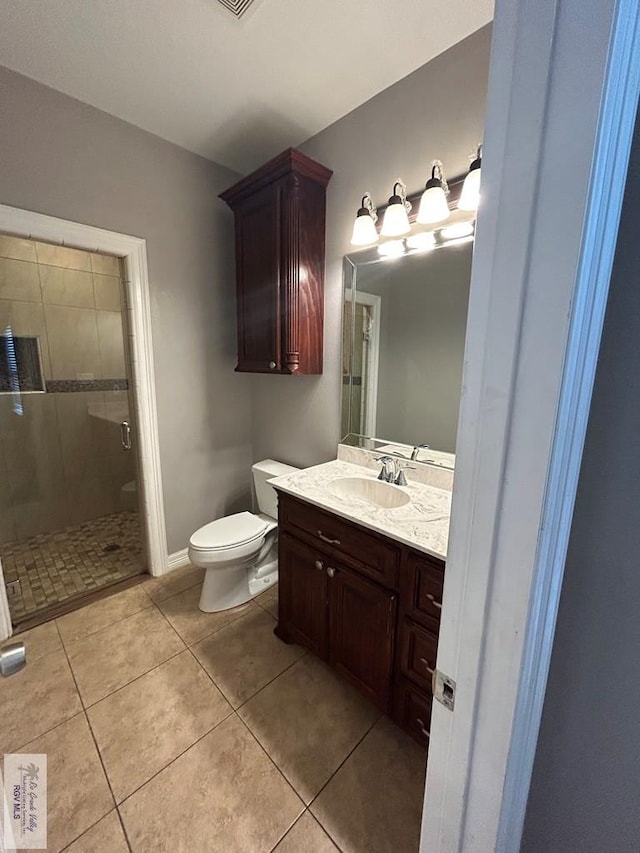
[120,420,132,451]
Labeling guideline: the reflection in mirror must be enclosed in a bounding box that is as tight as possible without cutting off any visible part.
[341,231,473,469]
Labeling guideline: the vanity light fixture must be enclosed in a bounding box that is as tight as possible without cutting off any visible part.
[377,239,405,258]
[380,180,412,237]
[350,193,379,246]
[405,231,436,251]
[417,161,450,224]
[440,221,475,241]
[458,143,482,211]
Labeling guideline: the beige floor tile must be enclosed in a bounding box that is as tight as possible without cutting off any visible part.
[66,606,184,706]
[23,714,114,853]
[157,583,257,645]
[238,655,380,804]
[88,650,232,801]
[120,715,303,853]
[192,608,305,708]
[144,563,205,603]
[64,811,129,853]
[257,585,278,619]
[13,619,62,662]
[310,716,427,853]
[274,811,339,853]
[0,650,82,754]
[57,583,152,644]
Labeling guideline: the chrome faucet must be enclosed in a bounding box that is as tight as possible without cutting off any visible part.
[375,455,399,483]
[411,443,431,461]
[375,455,414,486]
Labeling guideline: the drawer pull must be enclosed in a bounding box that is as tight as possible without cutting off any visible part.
[426,593,442,610]
[317,530,341,546]
[416,718,431,739]
[419,657,435,676]
[314,560,324,572]
[326,566,336,578]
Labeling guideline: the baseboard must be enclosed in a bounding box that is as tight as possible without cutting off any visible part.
[167,548,190,571]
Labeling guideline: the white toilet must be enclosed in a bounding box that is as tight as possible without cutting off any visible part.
[188,460,299,613]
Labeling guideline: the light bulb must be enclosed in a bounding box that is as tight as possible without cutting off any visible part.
[377,240,405,258]
[458,147,482,212]
[440,221,475,240]
[381,181,411,237]
[406,231,436,251]
[350,211,378,246]
[417,162,450,225]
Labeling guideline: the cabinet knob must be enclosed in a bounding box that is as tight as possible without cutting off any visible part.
[314,560,324,572]
[326,566,336,578]
[268,361,277,369]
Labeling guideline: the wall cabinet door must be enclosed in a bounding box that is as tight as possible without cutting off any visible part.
[328,563,397,712]
[234,183,282,373]
[278,532,328,659]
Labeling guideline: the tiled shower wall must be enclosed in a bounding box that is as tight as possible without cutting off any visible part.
[0,234,136,544]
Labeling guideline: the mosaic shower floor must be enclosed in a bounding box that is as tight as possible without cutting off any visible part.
[1,511,146,626]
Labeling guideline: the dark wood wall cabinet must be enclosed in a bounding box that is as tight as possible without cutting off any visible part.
[220,148,333,375]
[275,491,446,747]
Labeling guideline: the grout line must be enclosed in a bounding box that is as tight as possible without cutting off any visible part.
[57,634,119,848]
[306,711,382,814]
[57,597,154,650]
[13,707,86,755]
[234,650,308,714]
[115,709,235,808]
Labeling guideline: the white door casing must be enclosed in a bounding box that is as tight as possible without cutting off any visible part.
[421,0,640,851]
[0,206,171,640]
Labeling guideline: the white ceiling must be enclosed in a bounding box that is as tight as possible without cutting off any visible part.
[0,0,493,174]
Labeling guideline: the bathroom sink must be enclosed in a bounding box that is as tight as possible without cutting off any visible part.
[328,477,410,508]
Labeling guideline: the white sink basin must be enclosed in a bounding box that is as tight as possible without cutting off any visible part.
[328,477,410,508]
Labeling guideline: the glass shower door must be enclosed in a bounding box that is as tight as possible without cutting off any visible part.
[0,234,145,627]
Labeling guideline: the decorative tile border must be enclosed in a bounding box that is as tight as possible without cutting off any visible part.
[45,379,129,393]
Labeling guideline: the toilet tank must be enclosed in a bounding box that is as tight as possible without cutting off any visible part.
[252,460,300,519]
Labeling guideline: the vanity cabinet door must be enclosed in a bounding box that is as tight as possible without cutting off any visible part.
[328,563,397,712]
[277,533,329,659]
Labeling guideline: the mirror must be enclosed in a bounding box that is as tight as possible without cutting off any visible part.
[341,227,474,470]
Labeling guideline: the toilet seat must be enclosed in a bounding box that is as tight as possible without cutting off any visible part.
[189,511,273,554]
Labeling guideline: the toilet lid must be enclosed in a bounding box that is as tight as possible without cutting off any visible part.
[189,512,269,551]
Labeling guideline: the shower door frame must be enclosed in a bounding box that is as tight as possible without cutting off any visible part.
[0,204,170,640]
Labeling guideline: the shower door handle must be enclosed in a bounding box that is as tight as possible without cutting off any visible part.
[120,420,132,451]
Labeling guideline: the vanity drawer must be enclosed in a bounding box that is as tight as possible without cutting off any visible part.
[394,678,433,748]
[399,619,438,693]
[404,552,445,630]
[278,492,400,589]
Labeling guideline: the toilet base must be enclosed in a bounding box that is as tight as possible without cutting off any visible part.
[198,557,278,613]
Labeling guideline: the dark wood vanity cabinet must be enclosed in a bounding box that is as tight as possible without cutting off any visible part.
[220,148,332,375]
[275,491,446,745]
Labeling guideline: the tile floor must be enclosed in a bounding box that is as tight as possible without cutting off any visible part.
[1,565,427,852]
[2,510,145,624]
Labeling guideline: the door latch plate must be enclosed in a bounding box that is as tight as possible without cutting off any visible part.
[434,669,456,711]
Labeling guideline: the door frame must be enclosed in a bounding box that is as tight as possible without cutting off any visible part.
[344,287,381,437]
[0,205,170,640]
[421,0,640,850]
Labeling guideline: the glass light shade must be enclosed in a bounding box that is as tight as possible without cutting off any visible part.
[350,211,379,246]
[417,185,450,224]
[458,164,481,211]
[377,239,405,258]
[440,221,475,240]
[381,201,411,237]
[406,231,436,251]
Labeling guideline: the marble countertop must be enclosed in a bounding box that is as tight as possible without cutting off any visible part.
[269,459,450,560]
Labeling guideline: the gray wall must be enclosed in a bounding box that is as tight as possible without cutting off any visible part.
[521,112,640,853]
[356,243,472,452]
[251,24,492,466]
[0,66,253,555]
